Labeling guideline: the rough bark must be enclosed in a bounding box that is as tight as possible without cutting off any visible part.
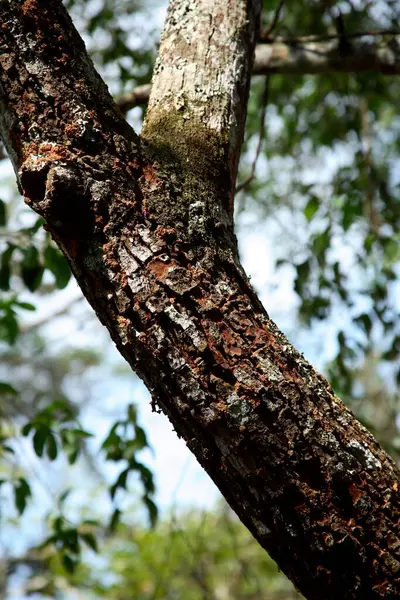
[0,2,399,599]
[118,34,400,112]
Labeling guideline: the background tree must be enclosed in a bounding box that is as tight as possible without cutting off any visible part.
[0,0,399,599]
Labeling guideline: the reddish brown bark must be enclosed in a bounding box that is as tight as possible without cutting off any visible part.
[0,1,399,599]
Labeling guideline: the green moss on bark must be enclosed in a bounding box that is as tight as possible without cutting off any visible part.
[141,108,231,240]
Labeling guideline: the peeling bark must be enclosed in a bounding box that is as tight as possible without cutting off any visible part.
[0,2,399,599]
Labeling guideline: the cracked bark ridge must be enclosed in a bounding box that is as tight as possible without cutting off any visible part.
[0,1,400,599]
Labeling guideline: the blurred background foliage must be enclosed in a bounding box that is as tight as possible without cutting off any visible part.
[0,0,399,597]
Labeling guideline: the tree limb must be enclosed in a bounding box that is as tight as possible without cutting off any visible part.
[0,2,400,599]
[116,34,400,112]
[253,33,400,75]
[141,0,259,212]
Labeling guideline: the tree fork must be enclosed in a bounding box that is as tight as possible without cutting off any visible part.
[0,1,399,599]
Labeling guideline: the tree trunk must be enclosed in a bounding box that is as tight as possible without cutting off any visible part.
[0,1,399,599]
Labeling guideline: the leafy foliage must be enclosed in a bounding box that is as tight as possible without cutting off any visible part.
[15,505,301,599]
[239,0,400,453]
[102,403,157,528]
[38,509,99,574]
[22,399,92,464]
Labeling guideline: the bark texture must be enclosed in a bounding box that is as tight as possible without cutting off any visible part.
[0,2,400,599]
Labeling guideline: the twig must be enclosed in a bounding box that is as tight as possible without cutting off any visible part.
[117,84,151,115]
[262,0,285,38]
[20,295,83,334]
[235,75,270,194]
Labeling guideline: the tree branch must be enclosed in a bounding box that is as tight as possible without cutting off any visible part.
[141,0,260,214]
[116,34,400,113]
[262,0,285,37]
[1,2,400,599]
[253,33,400,75]
[20,295,83,334]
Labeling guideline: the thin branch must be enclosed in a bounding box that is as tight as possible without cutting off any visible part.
[235,75,270,194]
[20,295,83,334]
[117,84,152,115]
[253,34,400,76]
[114,34,400,112]
[260,28,400,43]
[262,0,285,37]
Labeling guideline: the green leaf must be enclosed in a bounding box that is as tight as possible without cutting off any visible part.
[304,196,319,222]
[331,195,346,210]
[62,527,80,554]
[354,313,372,337]
[0,382,17,396]
[312,228,330,265]
[70,428,93,439]
[62,553,77,574]
[383,235,400,268]
[53,515,65,533]
[134,425,148,450]
[0,310,19,344]
[46,432,58,460]
[132,460,155,495]
[15,301,36,311]
[42,399,74,420]
[44,245,71,289]
[109,508,121,532]
[0,244,15,291]
[294,260,310,297]
[81,532,98,552]
[67,448,79,465]
[22,422,33,436]
[110,468,129,499]
[364,234,375,254]
[33,427,49,457]
[22,246,44,292]
[101,423,120,449]
[143,496,158,528]
[0,199,6,226]
[341,203,356,231]
[13,478,31,515]
[30,217,45,234]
